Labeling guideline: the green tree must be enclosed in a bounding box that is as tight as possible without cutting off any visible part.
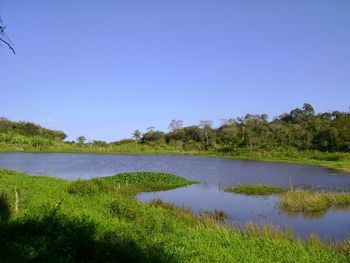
[168,119,184,131]
[77,136,86,144]
[132,130,142,141]
[199,120,214,150]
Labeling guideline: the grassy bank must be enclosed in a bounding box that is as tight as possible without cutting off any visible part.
[0,169,349,262]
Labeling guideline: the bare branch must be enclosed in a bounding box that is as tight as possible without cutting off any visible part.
[0,37,16,54]
[0,16,15,54]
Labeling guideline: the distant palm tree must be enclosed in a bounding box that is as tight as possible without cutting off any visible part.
[132,130,142,141]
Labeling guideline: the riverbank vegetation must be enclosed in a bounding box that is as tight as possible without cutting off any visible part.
[0,168,349,262]
[280,190,350,212]
[1,104,350,173]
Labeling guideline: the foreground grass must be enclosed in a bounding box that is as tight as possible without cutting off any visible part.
[224,185,287,196]
[0,169,349,262]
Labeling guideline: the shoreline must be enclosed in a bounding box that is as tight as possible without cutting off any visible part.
[1,145,350,174]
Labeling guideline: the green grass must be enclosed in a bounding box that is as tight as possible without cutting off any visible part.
[105,171,197,187]
[224,184,287,196]
[224,183,350,214]
[223,182,350,213]
[66,178,116,196]
[279,190,350,212]
[104,172,198,194]
[0,169,349,262]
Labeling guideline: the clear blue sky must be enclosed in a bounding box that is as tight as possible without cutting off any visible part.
[1,1,349,142]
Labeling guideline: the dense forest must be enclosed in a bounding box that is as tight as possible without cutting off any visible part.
[1,104,349,152]
[137,103,350,153]
[0,117,66,146]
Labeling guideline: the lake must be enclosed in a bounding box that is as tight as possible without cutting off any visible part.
[1,152,350,240]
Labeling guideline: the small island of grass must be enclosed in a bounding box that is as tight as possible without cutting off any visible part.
[224,184,287,196]
[105,171,198,192]
[225,183,350,213]
[279,189,350,212]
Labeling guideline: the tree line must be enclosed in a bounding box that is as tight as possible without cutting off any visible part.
[0,117,67,145]
[1,104,349,153]
[133,103,350,153]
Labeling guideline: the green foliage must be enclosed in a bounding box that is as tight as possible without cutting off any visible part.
[0,133,54,146]
[105,172,197,187]
[67,178,115,196]
[91,140,108,147]
[132,129,142,141]
[0,212,174,263]
[2,104,350,169]
[311,153,343,161]
[0,118,66,140]
[138,104,350,153]
[109,199,138,220]
[279,190,350,212]
[224,184,350,213]
[76,136,86,144]
[225,185,287,196]
[111,138,136,146]
[0,192,11,221]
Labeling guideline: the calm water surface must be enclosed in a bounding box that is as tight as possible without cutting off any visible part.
[1,152,350,240]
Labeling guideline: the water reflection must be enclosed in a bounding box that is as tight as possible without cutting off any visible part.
[138,184,350,240]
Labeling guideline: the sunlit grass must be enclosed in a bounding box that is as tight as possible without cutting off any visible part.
[279,190,350,212]
[224,182,350,213]
[224,184,287,196]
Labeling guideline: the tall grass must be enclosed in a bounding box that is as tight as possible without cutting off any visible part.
[279,190,350,212]
[66,178,116,196]
[224,183,350,213]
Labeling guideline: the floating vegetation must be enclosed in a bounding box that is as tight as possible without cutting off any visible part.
[224,184,287,196]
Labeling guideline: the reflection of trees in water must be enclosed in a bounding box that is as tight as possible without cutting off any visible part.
[281,209,327,220]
